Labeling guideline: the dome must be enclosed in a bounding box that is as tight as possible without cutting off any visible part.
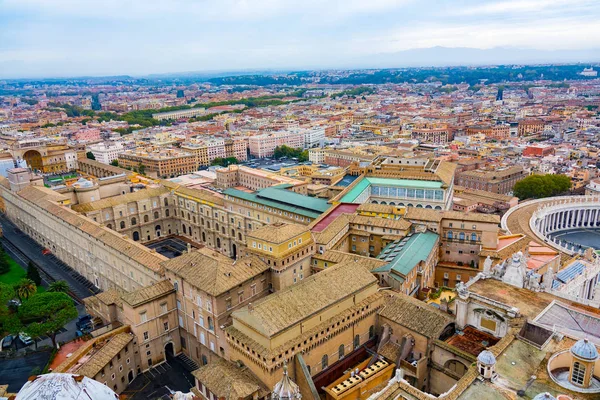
[570,338,599,361]
[532,393,557,400]
[477,350,496,365]
[272,364,301,400]
[17,373,118,399]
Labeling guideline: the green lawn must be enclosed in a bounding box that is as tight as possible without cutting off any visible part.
[0,256,45,293]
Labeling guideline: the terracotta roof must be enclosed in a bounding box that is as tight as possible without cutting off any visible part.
[378,291,453,339]
[15,186,167,274]
[313,249,388,271]
[163,249,269,296]
[74,333,133,378]
[232,261,377,337]
[442,210,500,224]
[349,214,412,231]
[313,213,351,245]
[121,280,174,307]
[404,207,442,223]
[18,184,69,203]
[247,222,309,244]
[71,187,170,213]
[192,358,268,400]
[94,289,123,307]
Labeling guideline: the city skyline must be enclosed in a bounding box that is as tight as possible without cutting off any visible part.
[1,0,600,78]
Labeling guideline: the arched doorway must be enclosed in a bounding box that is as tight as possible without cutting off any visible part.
[165,342,174,358]
[23,150,43,171]
[232,243,237,259]
[132,231,140,241]
[155,225,161,237]
[128,370,134,383]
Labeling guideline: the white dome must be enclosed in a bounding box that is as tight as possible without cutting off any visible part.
[532,393,557,400]
[477,350,496,365]
[16,373,118,399]
[570,338,599,361]
[272,365,301,400]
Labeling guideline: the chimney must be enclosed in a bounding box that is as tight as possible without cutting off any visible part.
[187,243,192,253]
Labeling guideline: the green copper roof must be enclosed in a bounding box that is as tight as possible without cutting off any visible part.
[373,231,439,277]
[339,177,443,203]
[223,187,330,219]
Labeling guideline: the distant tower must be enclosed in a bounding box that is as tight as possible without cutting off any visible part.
[272,363,301,400]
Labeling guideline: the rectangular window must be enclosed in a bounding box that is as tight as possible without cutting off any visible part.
[163,321,169,331]
[140,312,147,323]
[160,303,167,314]
[143,331,149,341]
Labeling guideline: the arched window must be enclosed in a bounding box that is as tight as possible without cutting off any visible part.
[471,233,477,242]
[321,354,328,370]
[131,217,137,225]
[120,221,125,229]
[107,224,112,230]
[238,233,242,241]
[459,232,465,241]
[155,225,161,231]
[144,215,149,223]
[164,198,168,207]
[182,224,187,235]
[202,232,206,242]
[133,231,139,241]
[354,334,360,349]
[216,238,221,248]
[154,211,159,219]
[193,216,196,224]
[338,344,345,359]
[447,231,453,239]
[572,361,586,385]
[369,325,375,339]
[165,209,170,217]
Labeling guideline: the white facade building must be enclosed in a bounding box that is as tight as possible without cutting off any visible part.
[88,142,125,164]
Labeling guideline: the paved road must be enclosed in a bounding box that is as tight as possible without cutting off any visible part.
[0,214,99,302]
[0,350,51,392]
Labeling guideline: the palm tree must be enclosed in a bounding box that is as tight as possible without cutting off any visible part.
[14,279,37,301]
[48,280,69,293]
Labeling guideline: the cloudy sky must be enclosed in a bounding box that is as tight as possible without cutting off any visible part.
[1,0,599,78]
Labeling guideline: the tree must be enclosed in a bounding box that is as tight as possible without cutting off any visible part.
[210,157,239,167]
[513,174,572,200]
[14,279,37,301]
[137,164,145,175]
[18,292,78,348]
[48,281,69,293]
[0,246,9,275]
[26,262,42,286]
[110,159,119,167]
[86,151,96,160]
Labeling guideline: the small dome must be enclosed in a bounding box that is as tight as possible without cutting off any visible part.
[272,364,301,400]
[532,393,557,400]
[570,338,599,361]
[17,373,118,399]
[477,350,496,365]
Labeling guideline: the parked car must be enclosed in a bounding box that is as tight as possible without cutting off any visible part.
[75,314,93,329]
[1,335,14,349]
[18,332,34,346]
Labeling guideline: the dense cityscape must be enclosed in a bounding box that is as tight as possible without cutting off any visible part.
[0,62,598,399]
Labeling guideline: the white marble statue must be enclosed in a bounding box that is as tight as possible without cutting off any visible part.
[483,256,493,275]
[502,251,527,288]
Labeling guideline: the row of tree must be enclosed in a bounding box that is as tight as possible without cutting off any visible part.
[273,145,309,162]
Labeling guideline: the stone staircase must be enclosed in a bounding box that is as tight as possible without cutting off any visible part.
[177,353,200,372]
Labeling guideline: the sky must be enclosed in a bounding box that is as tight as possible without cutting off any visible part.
[1,0,599,78]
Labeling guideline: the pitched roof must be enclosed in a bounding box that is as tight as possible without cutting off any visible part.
[75,333,133,378]
[374,232,439,277]
[404,207,442,222]
[247,222,309,244]
[442,210,500,224]
[72,186,170,213]
[121,280,174,307]
[313,250,388,271]
[378,291,453,339]
[231,261,377,337]
[162,248,269,296]
[192,358,269,400]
